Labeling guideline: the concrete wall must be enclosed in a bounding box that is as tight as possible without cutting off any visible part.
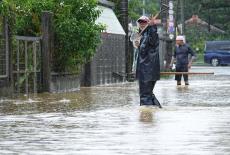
[50,73,80,93]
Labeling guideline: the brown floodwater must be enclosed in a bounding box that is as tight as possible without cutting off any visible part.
[0,67,230,155]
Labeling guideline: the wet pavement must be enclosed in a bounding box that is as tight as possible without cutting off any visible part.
[0,66,230,155]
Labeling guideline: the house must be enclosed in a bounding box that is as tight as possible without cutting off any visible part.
[81,0,126,86]
[184,15,225,34]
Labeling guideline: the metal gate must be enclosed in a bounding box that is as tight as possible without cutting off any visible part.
[13,36,42,94]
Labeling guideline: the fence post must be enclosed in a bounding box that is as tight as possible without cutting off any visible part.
[0,16,13,96]
[3,17,10,81]
[41,11,53,92]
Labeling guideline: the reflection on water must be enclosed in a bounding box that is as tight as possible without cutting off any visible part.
[0,73,230,154]
[139,109,153,123]
[139,107,158,123]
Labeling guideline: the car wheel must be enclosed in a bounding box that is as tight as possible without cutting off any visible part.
[211,58,219,66]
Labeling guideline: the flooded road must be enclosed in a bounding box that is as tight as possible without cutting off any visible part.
[0,66,230,155]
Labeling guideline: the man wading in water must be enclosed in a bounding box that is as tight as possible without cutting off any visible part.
[169,36,196,85]
[135,15,162,108]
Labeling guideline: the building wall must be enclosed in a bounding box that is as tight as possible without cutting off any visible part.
[81,33,126,86]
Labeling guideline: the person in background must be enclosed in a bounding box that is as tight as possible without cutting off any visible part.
[170,35,196,85]
[135,15,161,108]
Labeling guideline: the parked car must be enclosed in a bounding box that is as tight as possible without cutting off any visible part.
[204,41,230,66]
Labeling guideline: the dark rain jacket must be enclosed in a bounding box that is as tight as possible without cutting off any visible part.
[136,25,160,82]
[173,44,196,67]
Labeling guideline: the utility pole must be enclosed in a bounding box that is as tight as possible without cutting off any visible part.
[120,0,131,80]
[159,0,175,70]
[180,0,185,34]
[142,0,146,15]
[208,8,211,32]
[159,0,169,71]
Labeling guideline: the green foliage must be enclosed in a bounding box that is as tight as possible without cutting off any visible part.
[128,0,159,21]
[0,0,105,72]
[0,0,54,35]
[110,0,159,22]
[16,0,54,36]
[53,0,104,72]
[185,25,229,54]
[128,0,143,20]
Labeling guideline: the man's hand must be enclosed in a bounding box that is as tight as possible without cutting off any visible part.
[148,18,156,25]
[169,57,175,70]
[148,12,160,25]
[188,57,195,69]
[134,40,140,48]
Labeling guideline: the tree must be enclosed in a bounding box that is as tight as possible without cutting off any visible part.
[128,0,159,22]
[110,0,159,22]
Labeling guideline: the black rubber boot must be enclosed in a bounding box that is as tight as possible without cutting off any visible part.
[185,81,189,85]
[177,81,181,85]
